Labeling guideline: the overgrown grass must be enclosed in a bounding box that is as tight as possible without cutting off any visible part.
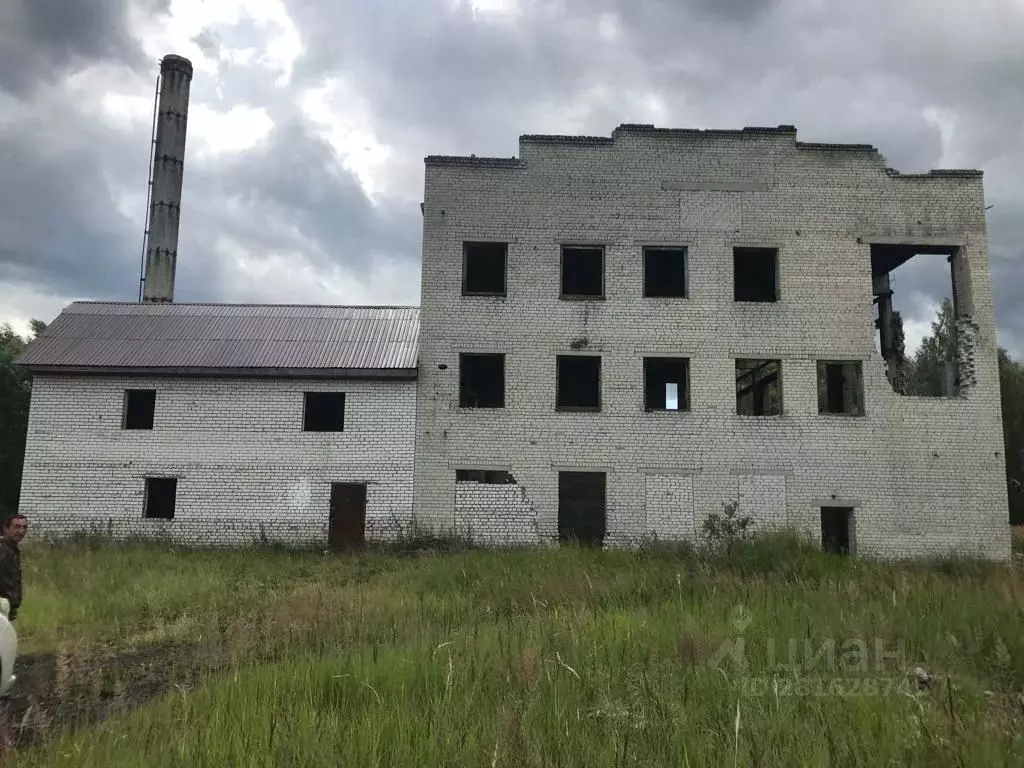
[9,534,1024,766]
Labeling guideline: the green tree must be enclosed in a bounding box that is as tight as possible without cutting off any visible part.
[906,298,958,397]
[0,322,44,517]
[999,348,1024,524]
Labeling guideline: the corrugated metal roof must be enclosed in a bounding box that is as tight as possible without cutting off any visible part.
[16,302,419,376]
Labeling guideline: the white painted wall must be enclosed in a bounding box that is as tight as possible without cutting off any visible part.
[18,375,415,546]
[414,127,1010,559]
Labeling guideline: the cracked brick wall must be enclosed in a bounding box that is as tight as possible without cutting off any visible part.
[414,125,1010,559]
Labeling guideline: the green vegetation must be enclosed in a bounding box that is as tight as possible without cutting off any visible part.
[0,321,43,519]
[8,537,1024,766]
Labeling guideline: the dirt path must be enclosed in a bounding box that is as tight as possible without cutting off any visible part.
[3,644,225,749]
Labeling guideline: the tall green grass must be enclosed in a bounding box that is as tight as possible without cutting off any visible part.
[10,535,1024,766]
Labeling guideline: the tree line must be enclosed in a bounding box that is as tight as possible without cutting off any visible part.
[1,311,1022,523]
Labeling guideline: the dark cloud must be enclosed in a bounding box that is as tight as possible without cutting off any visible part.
[0,0,1022,355]
[0,0,168,95]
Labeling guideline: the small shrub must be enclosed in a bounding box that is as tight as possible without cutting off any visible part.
[700,500,754,555]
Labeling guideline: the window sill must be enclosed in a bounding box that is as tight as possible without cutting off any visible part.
[733,298,780,304]
[462,292,507,298]
[642,294,689,300]
[458,405,506,410]
[817,412,866,418]
[559,295,606,301]
[735,413,784,418]
[556,406,602,413]
[644,408,691,413]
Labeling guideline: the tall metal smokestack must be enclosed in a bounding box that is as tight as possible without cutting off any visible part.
[142,54,192,303]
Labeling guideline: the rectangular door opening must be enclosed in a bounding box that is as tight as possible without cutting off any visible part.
[558,471,606,546]
[329,483,367,549]
[820,507,853,555]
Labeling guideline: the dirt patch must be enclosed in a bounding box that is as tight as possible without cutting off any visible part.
[3,643,226,749]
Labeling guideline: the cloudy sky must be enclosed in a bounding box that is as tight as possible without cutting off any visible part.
[1,0,1022,356]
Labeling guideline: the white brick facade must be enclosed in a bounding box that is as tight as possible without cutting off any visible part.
[18,375,415,546]
[413,125,1011,559]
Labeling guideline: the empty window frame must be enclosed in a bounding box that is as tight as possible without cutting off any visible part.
[560,246,604,298]
[643,247,687,298]
[736,359,782,416]
[463,241,507,295]
[817,361,865,416]
[123,389,156,430]
[459,353,505,408]
[644,357,690,411]
[303,392,346,431]
[144,477,177,520]
[556,355,601,410]
[734,247,779,302]
[456,469,515,484]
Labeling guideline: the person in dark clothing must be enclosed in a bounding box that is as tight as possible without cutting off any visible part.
[0,514,27,622]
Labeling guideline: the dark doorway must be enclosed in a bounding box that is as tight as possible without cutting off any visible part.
[820,507,853,555]
[558,472,606,546]
[329,483,367,549]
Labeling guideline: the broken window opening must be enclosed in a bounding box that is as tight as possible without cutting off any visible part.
[870,245,965,397]
[820,507,853,555]
[456,469,515,484]
[459,353,505,408]
[144,477,177,520]
[558,471,606,546]
[643,247,687,298]
[561,246,604,298]
[303,392,346,431]
[817,361,864,416]
[736,359,782,416]
[556,355,601,410]
[123,389,156,430]
[463,241,507,295]
[733,247,779,302]
[644,357,690,411]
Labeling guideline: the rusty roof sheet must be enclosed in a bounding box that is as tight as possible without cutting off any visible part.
[16,302,420,376]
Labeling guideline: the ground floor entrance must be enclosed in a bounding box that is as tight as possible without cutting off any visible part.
[329,483,367,549]
[558,471,606,546]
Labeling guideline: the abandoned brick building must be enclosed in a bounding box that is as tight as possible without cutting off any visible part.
[414,123,1010,559]
[16,302,418,546]
[13,119,1011,558]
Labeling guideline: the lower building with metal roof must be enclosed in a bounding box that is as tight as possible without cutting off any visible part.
[14,302,420,547]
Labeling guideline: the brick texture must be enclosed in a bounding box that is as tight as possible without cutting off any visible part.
[413,126,1011,560]
[18,376,415,546]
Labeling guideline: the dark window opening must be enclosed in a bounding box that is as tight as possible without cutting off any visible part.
[870,245,965,397]
[817,361,864,416]
[561,246,604,297]
[463,242,507,295]
[736,359,782,416]
[644,247,687,298]
[123,389,156,430]
[644,357,690,411]
[820,507,853,555]
[144,477,177,520]
[734,247,779,302]
[456,469,515,484]
[558,471,606,546]
[557,355,601,410]
[459,354,505,408]
[303,392,346,431]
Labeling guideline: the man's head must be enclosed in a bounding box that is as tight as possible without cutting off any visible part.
[2,515,27,544]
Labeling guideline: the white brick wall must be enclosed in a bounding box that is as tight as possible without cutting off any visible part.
[454,480,540,545]
[18,375,415,546]
[414,127,1011,560]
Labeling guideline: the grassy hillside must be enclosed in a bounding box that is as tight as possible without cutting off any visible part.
[7,536,1024,767]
